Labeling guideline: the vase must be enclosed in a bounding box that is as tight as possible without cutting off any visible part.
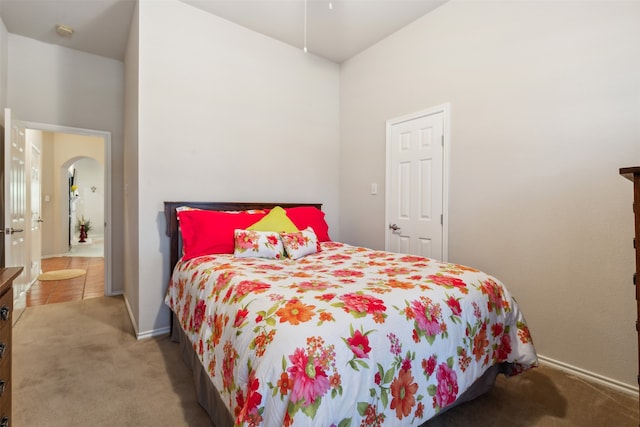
[79,224,87,243]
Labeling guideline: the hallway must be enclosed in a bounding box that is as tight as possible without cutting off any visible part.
[27,254,104,307]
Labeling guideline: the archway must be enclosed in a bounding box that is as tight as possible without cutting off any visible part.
[64,156,105,254]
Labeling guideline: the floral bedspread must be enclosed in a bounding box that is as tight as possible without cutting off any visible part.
[165,242,538,427]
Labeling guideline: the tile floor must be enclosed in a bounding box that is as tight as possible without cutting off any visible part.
[26,256,104,307]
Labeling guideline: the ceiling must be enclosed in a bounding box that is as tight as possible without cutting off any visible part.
[0,0,446,63]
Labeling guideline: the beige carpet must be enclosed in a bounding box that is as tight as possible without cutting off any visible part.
[37,268,87,281]
[12,297,639,427]
[13,296,212,427]
[423,366,638,427]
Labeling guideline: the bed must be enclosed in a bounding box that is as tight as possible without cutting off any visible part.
[164,201,538,427]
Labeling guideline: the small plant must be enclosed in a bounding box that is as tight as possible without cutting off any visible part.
[76,216,92,233]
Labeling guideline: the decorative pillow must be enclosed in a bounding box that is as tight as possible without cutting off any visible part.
[234,229,285,259]
[284,206,331,242]
[177,209,267,260]
[248,206,299,233]
[280,227,320,260]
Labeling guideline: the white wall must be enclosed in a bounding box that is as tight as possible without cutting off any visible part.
[6,34,125,292]
[124,0,140,333]
[0,15,7,114]
[340,1,640,389]
[129,0,340,335]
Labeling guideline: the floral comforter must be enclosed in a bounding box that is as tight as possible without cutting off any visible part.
[165,242,538,427]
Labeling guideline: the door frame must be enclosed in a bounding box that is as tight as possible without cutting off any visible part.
[385,103,451,261]
[29,138,42,284]
[22,120,113,296]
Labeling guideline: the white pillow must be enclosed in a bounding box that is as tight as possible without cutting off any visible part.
[234,229,286,259]
[280,227,320,260]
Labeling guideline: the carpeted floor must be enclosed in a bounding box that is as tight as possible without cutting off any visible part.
[423,364,638,427]
[12,297,640,426]
[13,296,212,426]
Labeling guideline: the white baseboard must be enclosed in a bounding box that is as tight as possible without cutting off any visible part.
[136,326,171,340]
[123,295,139,337]
[123,294,171,340]
[538,354,639,397]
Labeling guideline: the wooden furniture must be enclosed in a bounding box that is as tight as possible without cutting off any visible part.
[620,166,640,425]
[0,267,24,427]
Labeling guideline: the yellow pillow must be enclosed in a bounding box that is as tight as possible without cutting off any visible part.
[248,206,299,233]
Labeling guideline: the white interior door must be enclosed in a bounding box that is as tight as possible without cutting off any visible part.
[30,142,42,281]
[4,108,29,315]
[385,106,448,260]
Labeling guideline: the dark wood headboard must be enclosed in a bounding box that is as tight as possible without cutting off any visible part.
[164,202,323,273]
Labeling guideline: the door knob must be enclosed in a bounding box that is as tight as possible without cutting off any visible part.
[37,217,44,223]
[388,224,400,231]
[5,227,24,235]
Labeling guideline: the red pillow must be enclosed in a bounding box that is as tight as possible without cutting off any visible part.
[284,206,331,242]
[178,209,266,260]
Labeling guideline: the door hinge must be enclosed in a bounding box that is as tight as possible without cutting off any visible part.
[440,214,443,225]
[441,135,444,146]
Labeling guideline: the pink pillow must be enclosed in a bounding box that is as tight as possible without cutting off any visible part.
[177,209,267,260]
[284,206,331,242]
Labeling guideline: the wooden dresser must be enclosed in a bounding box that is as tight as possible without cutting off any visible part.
[0,267,23,427]
[620,166,640,424]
